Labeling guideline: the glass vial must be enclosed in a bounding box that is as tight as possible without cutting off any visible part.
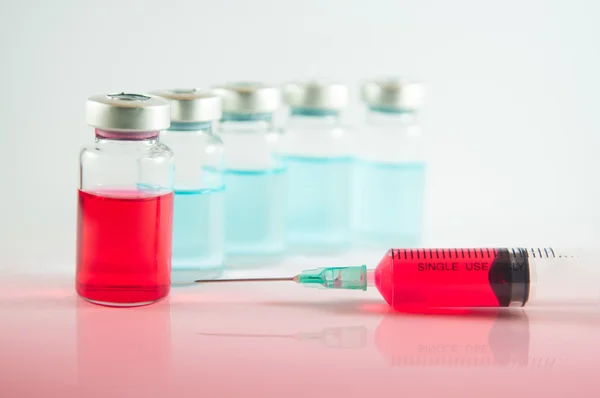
[280,80,352,252]
[353,79,426,248]
[151,89,225,281]
[212,82,285,264]
[77,93,174,306]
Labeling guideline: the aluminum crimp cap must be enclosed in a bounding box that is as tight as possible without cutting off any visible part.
[211,82,281,114]
[86,92,171,132]
[149,88,222,123]
[283,80,349,111]
[360,78,424,111]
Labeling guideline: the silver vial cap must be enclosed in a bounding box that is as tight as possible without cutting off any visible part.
[360,78,424,111]
[211,82,281,114]
[86,93,171,132]
[283,80,349,111]
[149,88,222,123]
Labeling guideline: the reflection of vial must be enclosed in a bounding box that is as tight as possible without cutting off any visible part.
[353,78,426,249]
[152,89,225,281]
[76,299,172,393]
[375,310,530,368]
[280,81,352,252]
[212,82,285,264]
[77,93,174,306]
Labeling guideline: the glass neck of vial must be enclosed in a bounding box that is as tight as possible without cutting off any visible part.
[168,121,214,134]
[289,107,341,126]
[94,129,160,145]
[220,112,274,132]
[366,106,419,127]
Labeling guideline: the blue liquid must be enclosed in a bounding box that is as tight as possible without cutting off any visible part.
[353,161,426,248]
[172,188,224,278]
[207,168,286,260]
[282,155,352,250]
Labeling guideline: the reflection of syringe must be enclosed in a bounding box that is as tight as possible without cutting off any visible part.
[197,327,368,349]
[197,310,537,369]
[375,310,532,368]
[197,248,600,310]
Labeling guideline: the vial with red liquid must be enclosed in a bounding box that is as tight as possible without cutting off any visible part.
[77,93,174,307]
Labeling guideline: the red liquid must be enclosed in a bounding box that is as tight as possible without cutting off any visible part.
[374,248,530,310]
[76,190,174,306]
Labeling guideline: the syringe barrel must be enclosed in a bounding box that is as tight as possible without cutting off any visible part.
[527,248,600,306]
[374,247,600,310]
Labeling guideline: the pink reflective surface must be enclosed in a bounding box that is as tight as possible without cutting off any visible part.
[1,274,599,397]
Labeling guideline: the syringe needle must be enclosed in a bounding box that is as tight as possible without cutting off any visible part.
[194,266,369,289]
[194,276,296,283]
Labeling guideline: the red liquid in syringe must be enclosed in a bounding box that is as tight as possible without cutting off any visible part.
[76,190,174,305]
[374,248,530,309]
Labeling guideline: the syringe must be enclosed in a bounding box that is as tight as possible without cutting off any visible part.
[196,248,600,310]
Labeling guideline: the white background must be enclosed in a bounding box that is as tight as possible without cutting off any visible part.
[1,0,599,273]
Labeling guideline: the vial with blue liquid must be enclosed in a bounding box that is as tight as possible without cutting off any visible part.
[212,82,286,264]
[152,89,225,280]
[280,81,353,252]
[353,78,426,248]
